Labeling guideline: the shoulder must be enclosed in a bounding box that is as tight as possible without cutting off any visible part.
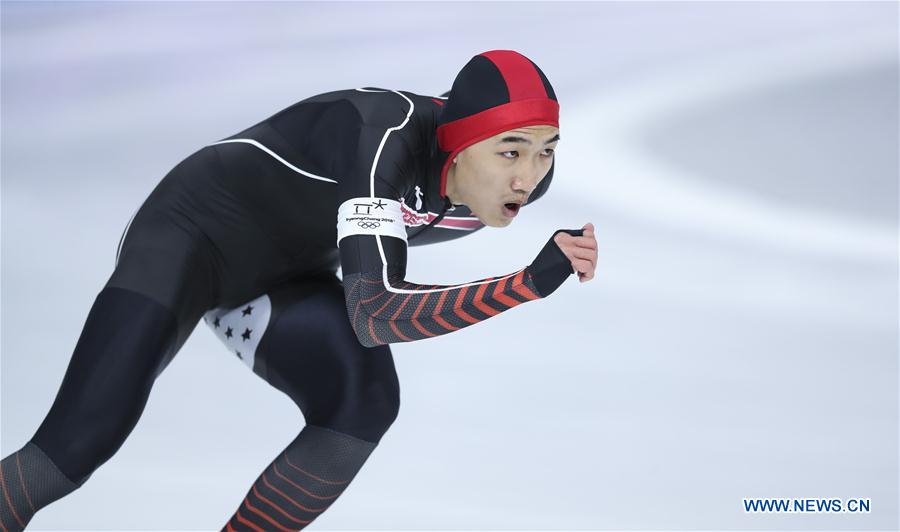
[344,88,443,132]
[280,87,444,135]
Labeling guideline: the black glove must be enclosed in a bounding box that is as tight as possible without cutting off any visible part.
[526,228,584,297]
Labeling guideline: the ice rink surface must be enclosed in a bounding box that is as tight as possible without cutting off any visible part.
[1,2,897,530]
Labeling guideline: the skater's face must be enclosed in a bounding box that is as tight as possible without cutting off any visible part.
[445,125,559,227]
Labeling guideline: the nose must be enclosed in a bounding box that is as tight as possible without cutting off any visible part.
[511,160,543,195]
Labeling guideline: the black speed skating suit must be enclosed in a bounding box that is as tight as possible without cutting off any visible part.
[1,83,574,531]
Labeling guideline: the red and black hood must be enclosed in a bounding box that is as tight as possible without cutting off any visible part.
[431,49,560,204]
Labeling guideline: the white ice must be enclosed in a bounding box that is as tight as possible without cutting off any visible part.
[1,2,897,530]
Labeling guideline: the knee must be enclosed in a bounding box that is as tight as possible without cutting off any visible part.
[33,396,146,484]
[357,353,402,435]
[312,343,401,444]
[248,278,403,443]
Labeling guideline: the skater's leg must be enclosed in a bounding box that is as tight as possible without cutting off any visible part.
[0,287,179,531]
[206,275,399,531]
[225,426,379,532]
[0,203,217,530]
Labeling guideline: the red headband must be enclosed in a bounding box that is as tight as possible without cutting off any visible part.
[436,50,559,198]
[437,100,559,197]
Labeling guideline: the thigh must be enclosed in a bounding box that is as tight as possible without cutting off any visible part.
[107,204,217,356]
[31,285,182,483]
[205,274,401,442]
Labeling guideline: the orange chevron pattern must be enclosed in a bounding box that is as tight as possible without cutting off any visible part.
[224,450,356,531]
[344,266,542,346]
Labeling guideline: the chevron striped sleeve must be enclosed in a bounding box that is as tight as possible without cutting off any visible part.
[341,265,543,347]
[333,89,569,347]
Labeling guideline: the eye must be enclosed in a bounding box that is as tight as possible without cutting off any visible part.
[542,148,555,157]
[501,150,518,159]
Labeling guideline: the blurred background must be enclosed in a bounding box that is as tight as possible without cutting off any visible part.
[1,1,897,530]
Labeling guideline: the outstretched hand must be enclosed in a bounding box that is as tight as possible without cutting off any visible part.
[554,223,597,282]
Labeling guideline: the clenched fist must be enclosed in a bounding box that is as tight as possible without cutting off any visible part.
[553,222,597,282]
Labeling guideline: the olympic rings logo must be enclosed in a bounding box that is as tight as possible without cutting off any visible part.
[357,221,381,229]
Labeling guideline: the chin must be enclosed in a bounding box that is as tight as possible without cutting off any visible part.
[481,216,510,228]
[470,207,509,228]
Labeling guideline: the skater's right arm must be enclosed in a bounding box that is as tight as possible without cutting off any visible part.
[333,133,582,347]
[338,221,583,348]
[333,91,586,347]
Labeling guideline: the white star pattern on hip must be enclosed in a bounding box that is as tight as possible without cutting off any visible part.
[203,293,273,371]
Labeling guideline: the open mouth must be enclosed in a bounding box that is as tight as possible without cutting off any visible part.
[502,202,522,218]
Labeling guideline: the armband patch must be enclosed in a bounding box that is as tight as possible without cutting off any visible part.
[337,197,407,245]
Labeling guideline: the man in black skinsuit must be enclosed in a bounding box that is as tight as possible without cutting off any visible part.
[0,49,597,531]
